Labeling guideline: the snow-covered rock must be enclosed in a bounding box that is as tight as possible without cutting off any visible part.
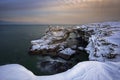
[30,21,120,61]
[29,26,78,59]
[1,21,120,80]
[0,61,120,80]
[59,48,75,55]
[84,22,120,61]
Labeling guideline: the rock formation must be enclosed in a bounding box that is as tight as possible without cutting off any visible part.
[30,21,120,62]
[29,26,84,59]
[0,21,120,80]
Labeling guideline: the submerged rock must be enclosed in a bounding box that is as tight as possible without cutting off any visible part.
[38,61,72,74]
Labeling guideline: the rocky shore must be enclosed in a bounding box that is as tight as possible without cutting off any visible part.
[29,21,120,74]
[0,21,120,80]
[29,25,89,74]
[29,26,85,59]
[30,21,120,62]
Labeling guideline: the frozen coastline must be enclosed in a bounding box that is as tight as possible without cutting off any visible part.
[0,21,120,80]
[30,21,120,62]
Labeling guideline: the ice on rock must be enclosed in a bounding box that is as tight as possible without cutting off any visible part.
[52,31,65,37]
[60,48,75,55]
[31,39,44,45]
[78,47,84,50]
[84,21,120,61]
[32,44,40,50]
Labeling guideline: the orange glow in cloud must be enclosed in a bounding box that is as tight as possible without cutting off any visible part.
[0,0,120,24]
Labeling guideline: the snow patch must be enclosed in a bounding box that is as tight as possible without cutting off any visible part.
[60,48,75,55]
[0,61,120,80]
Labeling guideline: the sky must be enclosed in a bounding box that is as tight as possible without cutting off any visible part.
[0,0,120,24]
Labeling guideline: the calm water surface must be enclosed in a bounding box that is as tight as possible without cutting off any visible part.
[0,25,48,75]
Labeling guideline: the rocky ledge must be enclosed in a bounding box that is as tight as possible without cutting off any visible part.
[29,21,120,62]
[29,26,88,60]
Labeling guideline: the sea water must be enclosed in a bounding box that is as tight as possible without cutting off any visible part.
[0,25,89,75]
[0,25,48,75]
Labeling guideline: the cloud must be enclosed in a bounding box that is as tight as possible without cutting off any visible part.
[0,0,120,24]
[0,0,49,11]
